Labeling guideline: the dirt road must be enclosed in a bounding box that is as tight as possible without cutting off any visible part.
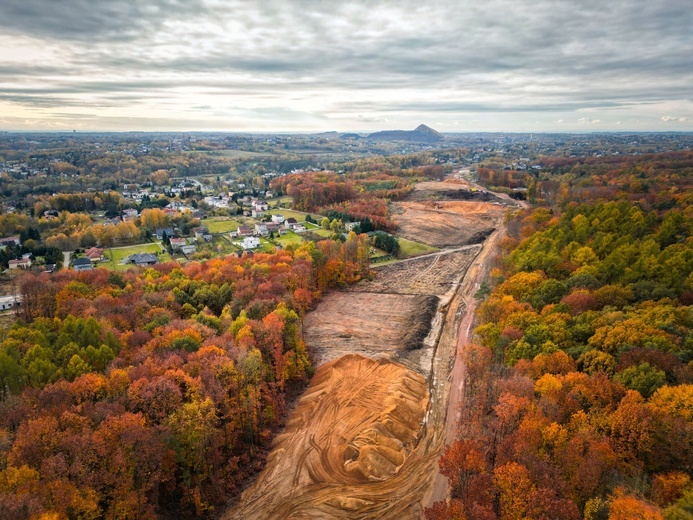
[423,225,506,507]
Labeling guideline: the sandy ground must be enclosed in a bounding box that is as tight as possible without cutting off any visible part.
[225,178,509,519]
[391,200,505,247]
[304,292,438,371]
[225,355,431,519]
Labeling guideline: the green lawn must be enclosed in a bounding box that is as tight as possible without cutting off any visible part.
[205,217,243,234]
[103,243,171,271]
[266,208,323,222]
[266,196,293,208]
[397,237,439,258]
[275,231,304,247]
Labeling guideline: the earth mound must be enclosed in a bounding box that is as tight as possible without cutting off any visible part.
[224,354,429,519]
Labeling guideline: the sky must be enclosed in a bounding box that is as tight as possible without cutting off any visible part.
[0,0,691,133]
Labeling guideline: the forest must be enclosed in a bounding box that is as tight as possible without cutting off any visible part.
[428,154,693,519]
[0,234,371,518]
[270,164,446,231]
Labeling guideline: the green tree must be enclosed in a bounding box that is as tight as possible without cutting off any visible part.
[614,362,666,398]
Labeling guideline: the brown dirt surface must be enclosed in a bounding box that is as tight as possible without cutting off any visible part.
[391,200,505,247]
[413,179,472,191]
[224,354,431,520]
[351,247,479,296]
[224,179,509,519]
[303,292,438,371]
[409,179,507,203]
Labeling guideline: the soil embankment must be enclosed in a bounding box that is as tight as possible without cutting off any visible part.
[225,355,430,519]
[225,175,509,519]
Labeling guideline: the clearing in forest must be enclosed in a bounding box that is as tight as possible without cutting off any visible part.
[391,200,505,247]
[225,355,432,520]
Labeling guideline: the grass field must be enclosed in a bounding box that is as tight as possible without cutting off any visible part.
[397,237,439,258]
[311,228,333,237]
[266,208,323,222]
[205,217,243,234]
[275,231,304,247]
[104,243,170,271]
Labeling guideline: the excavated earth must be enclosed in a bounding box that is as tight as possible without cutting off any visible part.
[391,200,505,247]
[225,355,430,519]
[225,191,503,519]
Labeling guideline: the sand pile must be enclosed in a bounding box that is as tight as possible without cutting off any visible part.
[225,354,429,519]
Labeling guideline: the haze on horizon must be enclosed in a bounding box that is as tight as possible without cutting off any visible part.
[0,0,691,133]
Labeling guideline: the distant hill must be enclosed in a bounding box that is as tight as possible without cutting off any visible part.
[366,124,444,143]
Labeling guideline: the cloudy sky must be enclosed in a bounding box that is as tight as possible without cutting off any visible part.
[0,0,691,132]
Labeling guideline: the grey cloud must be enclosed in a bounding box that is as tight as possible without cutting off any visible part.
[0,0,211,41]
[0,0,691,130]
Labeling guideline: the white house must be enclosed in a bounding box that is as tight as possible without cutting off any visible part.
[170,238,187,251]
[254,223,269,236]
[271,214,285,224]
[252,200,269,211]
[345,221,361,232]
[241,236,260,250]
[8,258,32,270]
[0,295,20,311]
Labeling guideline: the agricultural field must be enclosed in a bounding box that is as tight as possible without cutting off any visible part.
[103,243,170,270]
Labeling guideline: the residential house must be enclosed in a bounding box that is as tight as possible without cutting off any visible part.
[345,221,361,232]
[169,238,187,251]
[155,228,174,240]
[271,214,285,224]
[235,225,253,237]
[8,258,32,269]
[122,208,139,219]
[241,236,260,250]
[72,257,92,271]
[0,236,20,247]
[265,222,281,233]
[293,224,307,233]
[251,209,265,219]
[284,218,297,229]
[252,200,269,211]
[125,253,159,266]
[84,247,104,263]
[254,223,269,236]
[181,245,197,256]
[193,227,212,241]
